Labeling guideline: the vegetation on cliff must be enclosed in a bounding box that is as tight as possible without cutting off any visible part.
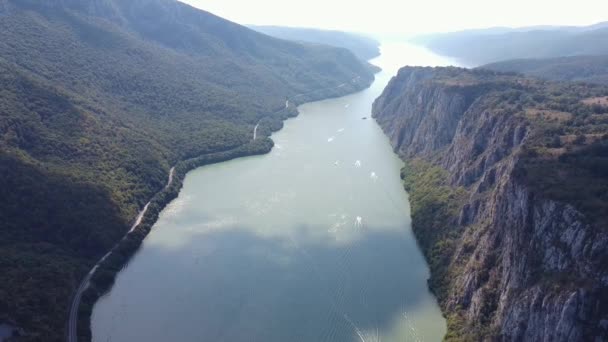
[375,66,608,340]
[383,66,608,226]
[401,160,471,340]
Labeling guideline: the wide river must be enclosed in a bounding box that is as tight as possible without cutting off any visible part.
[92,43,457,342]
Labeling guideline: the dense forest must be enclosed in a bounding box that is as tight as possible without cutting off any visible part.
[249,25,381,61]
[413,23,608,66]
[480,55,608,85]
[0,0,376,340]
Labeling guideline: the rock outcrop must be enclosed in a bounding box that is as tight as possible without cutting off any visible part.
[373,66,608,341]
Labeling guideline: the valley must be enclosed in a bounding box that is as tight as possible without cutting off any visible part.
[90,42,455,342]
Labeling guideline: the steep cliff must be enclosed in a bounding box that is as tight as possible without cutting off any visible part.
[373,66,608,341]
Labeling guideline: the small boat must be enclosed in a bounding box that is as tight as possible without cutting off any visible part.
[361,117,368,120]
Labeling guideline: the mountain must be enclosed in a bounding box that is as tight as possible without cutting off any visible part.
[413,23,608,66]
[0,0,375,340]
[373,67,608,340]
[480,55,608,85]
[414,21,608,43]
[585,21,608,31]
[249,25,381,61]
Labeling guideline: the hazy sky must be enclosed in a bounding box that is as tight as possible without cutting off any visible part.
[180,0,606,35]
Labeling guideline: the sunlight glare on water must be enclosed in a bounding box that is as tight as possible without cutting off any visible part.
[92,43,459,342]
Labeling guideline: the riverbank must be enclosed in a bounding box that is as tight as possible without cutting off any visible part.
[400,159,470,339]
[70,75,375,342]
[90,42,454,342]
[72,139,273,341]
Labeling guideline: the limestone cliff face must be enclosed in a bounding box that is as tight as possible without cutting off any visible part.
[373,66,608,341]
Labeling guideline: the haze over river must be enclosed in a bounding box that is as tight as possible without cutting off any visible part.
[92,43,458,342]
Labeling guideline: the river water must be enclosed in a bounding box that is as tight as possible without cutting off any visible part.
[92,43,457,342]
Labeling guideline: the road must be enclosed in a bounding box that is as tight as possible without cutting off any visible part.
[69,74,363,341]
[165,166,175,189]
[253,123,259,140]
[67,168,174,342]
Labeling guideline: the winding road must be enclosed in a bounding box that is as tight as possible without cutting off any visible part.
[67,167,175,342]
[69,74,363,342]
[253,123,260,141]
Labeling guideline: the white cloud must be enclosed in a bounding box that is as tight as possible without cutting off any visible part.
[180,0,607,35]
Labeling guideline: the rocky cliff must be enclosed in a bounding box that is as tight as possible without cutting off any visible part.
[373,66,608,341]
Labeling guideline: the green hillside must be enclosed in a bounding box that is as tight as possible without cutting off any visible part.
[0,0,375,340]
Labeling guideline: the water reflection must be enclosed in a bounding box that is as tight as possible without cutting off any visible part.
[92,43,458,342]
[97,226,440,342]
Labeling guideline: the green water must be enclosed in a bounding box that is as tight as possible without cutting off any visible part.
[92,43,457,342]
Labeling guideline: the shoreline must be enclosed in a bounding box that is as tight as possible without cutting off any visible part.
[68,74,376,342]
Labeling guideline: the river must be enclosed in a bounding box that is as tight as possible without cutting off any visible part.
[92,42,458,342]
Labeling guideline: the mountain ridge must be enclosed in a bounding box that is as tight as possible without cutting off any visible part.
[413,22,608,66]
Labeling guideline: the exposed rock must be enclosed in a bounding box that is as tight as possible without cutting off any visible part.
[373,66,608,341]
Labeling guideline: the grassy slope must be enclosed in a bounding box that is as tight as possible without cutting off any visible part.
[0,0,375,340]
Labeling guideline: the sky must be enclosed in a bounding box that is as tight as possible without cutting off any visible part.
[180,0,606,35]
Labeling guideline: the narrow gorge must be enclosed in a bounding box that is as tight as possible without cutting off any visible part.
[372,66,608,341]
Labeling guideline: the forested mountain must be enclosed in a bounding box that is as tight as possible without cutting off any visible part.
[413,23,608,66]
[249,25,381,61]
[0,0,375,340]
[480,55,608,85]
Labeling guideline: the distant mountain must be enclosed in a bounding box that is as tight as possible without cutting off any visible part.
[0,0,375,341]
[249,25,381,61]
[413,22,608,66]
[410,25,580,46]
[481,55,608,85]
[585,21,608,31]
